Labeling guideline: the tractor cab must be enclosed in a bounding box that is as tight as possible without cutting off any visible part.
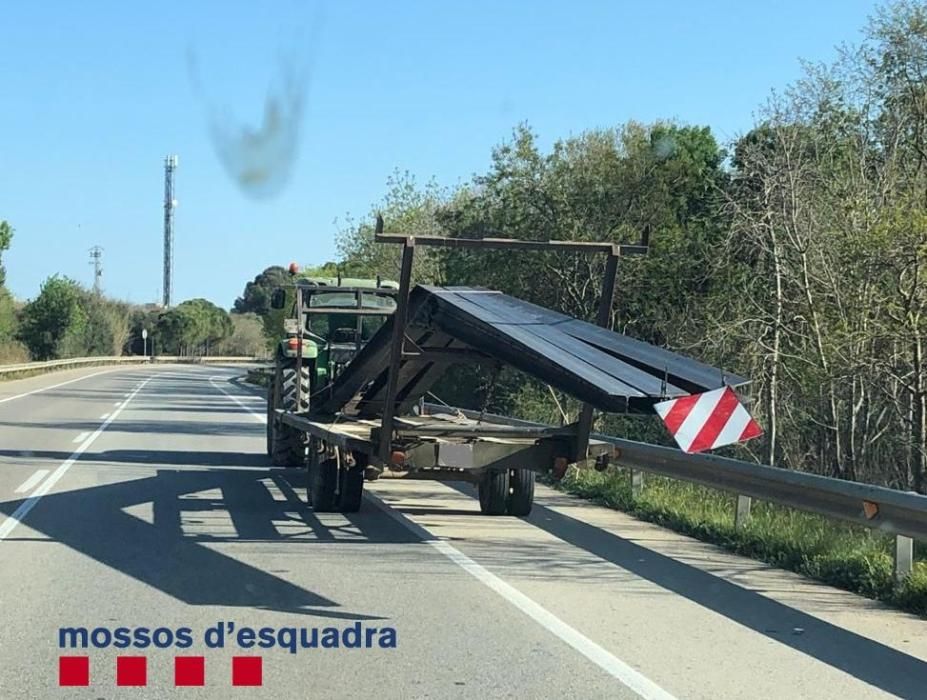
[266,273,398,466]
[297,278,399,386]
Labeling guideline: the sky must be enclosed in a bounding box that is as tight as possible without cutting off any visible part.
[0,0,882,309]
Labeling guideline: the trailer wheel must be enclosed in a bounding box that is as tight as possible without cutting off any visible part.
[309,446,338,512]
[507,468,535,516]
[270,364,310,467]
[338,467,364,513]
[478,470,509,515]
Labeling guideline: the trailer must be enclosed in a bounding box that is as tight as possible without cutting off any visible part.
[268,221,747,516]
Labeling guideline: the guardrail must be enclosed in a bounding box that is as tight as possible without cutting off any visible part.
[430,404,926,581]
[0,356,265,376]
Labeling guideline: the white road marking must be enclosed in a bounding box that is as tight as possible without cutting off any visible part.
[100,413,110,420]
[72,432,90,443]
[209,376,266,423]
[14,470,49,494]
[366,494,678,700]
[0,369,117,405]
[0,376,154,541]
[113,401,122,407]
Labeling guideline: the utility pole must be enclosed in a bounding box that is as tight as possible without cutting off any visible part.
[163,154,178,307]
[89,246,103,295]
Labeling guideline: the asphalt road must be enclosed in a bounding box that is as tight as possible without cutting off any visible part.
[0,365,925,699]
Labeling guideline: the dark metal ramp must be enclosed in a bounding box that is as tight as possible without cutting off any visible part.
[312,285,747,416]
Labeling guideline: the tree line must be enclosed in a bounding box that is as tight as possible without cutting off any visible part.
[320,1,927,492]
[0,224,267,362]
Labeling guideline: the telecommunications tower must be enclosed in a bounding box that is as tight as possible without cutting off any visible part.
[162,154,178,307]
[89,246,103,295]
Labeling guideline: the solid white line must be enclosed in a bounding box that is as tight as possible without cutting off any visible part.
[366,494,678,700]
[100,413,110,420]
[209,376,266,423]
[0,369,117,405]
[72,431,90,444]
[14,470,49,494]
[0,376,154,541]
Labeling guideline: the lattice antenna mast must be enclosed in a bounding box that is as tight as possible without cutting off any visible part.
[89,246,103,295]
[163,154,179,307]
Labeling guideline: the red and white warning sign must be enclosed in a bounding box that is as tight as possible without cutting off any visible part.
[654,386,762,454]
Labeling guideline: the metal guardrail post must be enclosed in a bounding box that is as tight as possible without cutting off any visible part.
[630,468,644,499]
[894,535,914,583]
[735,495,752,529]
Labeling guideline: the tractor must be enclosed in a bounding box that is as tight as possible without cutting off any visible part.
[265,271,399,467]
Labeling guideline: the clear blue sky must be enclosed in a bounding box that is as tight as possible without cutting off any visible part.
[0,0,880,308]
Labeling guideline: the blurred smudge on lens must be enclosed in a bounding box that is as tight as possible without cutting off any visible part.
[187,45,311,200]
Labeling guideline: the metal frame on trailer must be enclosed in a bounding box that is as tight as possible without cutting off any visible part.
[273,222,653,515]
[372,225,648,465]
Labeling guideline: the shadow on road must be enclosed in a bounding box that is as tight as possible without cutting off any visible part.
[0,468,418,621]
[445,482,927,698]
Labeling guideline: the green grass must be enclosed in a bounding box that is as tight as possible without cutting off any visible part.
[555,468,927,617]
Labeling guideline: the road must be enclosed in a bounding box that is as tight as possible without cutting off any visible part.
[0,365,925,699]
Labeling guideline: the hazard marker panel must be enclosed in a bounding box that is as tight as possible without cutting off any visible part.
[655,386,762,454]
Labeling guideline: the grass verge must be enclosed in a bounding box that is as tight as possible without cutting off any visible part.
[555,468,927,617]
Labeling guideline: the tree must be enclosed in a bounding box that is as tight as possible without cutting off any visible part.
[155,299,232,356]
[336,170,447,283]
[233,265,291,342]
[216,312,268,357]
[0,220,13,288]
[18,276,86,360]
[59,290,130,357]
[234,266,291,315]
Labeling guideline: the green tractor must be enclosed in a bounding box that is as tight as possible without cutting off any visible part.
[265,273,399,469]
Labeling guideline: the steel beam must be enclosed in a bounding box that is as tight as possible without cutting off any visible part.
[378,238,416,462]
[575,250,620,461]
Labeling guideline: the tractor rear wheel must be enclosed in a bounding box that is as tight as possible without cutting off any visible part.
[269,363,310,467]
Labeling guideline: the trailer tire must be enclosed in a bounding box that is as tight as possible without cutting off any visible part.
[309,450,338,512]
[507,468,535,516]
[478,470,509,515]
[270,365,310,467]
[338,467,364,513]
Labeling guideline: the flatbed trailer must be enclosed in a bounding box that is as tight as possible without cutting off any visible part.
[271,224,746,516]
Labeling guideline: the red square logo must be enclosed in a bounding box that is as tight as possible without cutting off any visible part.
[59,656,89,686]
[175,656,205,687]
[116,656,147,687]
[232,656,262,687]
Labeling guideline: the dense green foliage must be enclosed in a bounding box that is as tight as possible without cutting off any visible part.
[18,276,88,360]
[215,312,267,357]
[0,220,26,362]
[154,298,233,356]
[329,2,927,496]
[234,265,291,343]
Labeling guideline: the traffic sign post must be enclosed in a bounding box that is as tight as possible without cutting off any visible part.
[142,328,148,359]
